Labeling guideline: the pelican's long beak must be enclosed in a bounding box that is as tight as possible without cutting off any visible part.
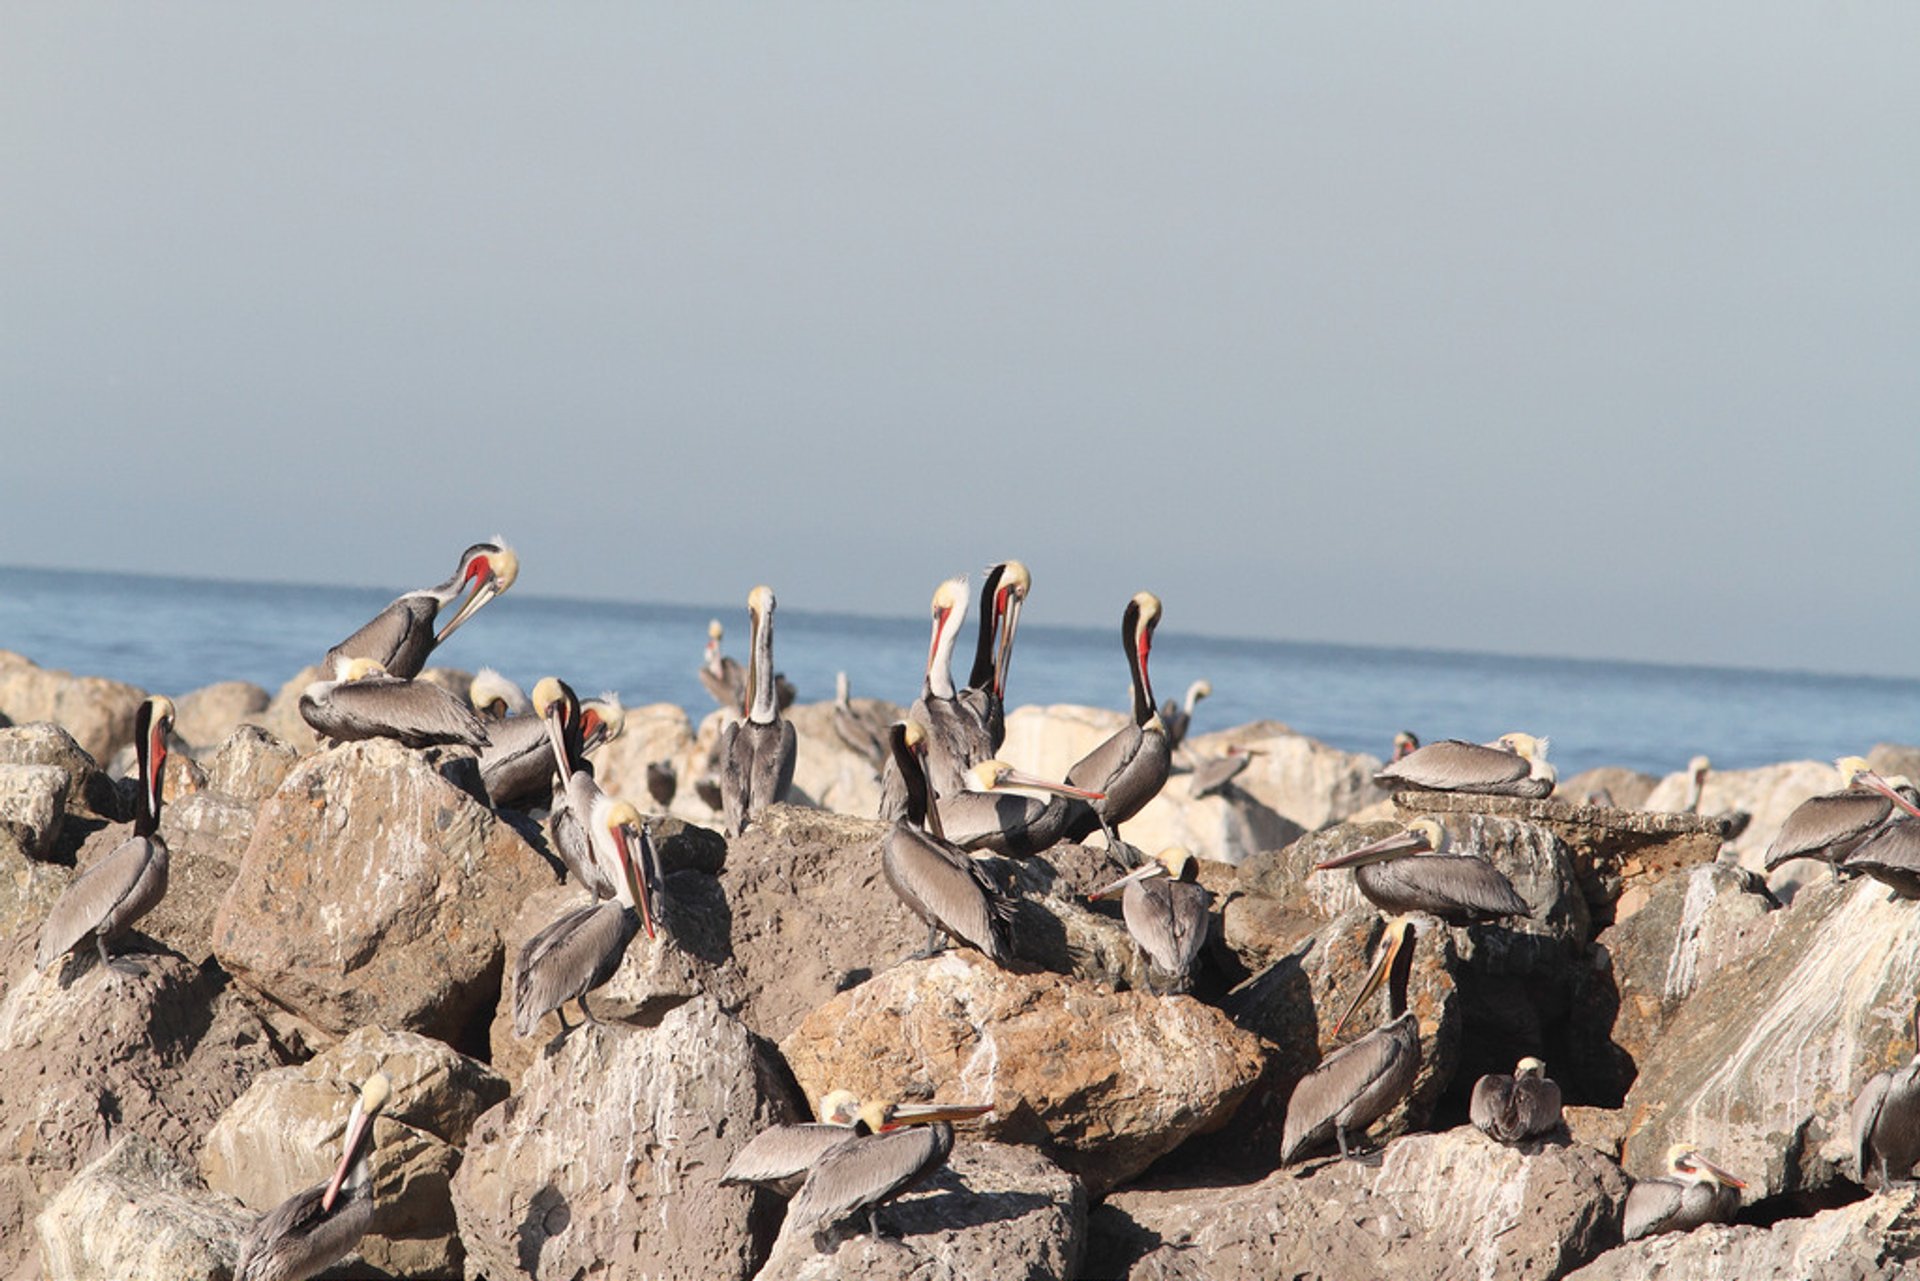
[321,1097,374,1214]
[1691,1152,1746,1190]
[436,563,501,644]
[1089,861,1167,902]
[993,590,1024,700]
[880,1102,994,1132]
[542,693,574,778]
[614,819,657,940]
[1860,769,1920,821]
[1333,926,1406,1038]
[992,765,1105,801]
[1315,827,1433,871]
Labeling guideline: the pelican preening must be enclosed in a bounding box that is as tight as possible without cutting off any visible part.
[1763,757,1920,881]
[512,797,660,1042]
[1161,679,1211,753]
[469,667,531,719]
[1373,734,1556,799]
[958,560,1029,752]
[1061,592,1171,856]
[233,1072,391,1281]
[721,1090,865,1197]
[719,585,797,837]
[879,577,992,820]
[1089,847,1212,994]
[324,540,517,680]
[935,758,1106,858]
[1469,1057,1563,1144]
[533,678,617,899]
[38,696,175,977]
[881,722,1016,965]
[779,1100,995,1245]
[1313,818,1531,926]
[1852,1000,1920,1189]
[1622,1143,1745,1240]
[299,657,489,750]
[1281,916,1422,1164]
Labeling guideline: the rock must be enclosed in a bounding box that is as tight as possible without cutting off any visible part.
[787,699,896,820]
[582,700,701,814]
[452,996,800,1281]
[1642,759,1839,897]
[202,1025,507,1279]
[1620,875,1920,1201]
[0,764,66,859]
[756,1141,1086,1281]
[171,682,270,751]
[0,826,73,962]
[212,737,553,1050]
[244,664,324,749]
[1870,744,1920,789]
[0,933,281,1278]
[202,726,300,805]
[0,721,124,822]
[779,951,1265,1194]
[1563,766,1658,811]
[1563,1185,1920,1280]
[34,1132,250,1281]
[0,651,146,769]
[1089,1128,1628,1281]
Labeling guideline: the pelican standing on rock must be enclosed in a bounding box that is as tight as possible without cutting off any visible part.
[779,1100,995,1246]
[882,722,1016,964]
[701,618,795,712]
[1764,757,1920,882]
[299,657,489,749]
[1622,1144,1745,1240]
[1313,818,1530,926]
[37,696,175,977]
[531,678,616,898]
[1852,999,1920,1189]
[879,577,990,820]
[479,685,623,811]
[935,758,1106,858]
[721,1090,864,1197]
[1469,1057,1563,1144]
[1090,847,1212,994]
[958,560,1029,752]
[1373,734,1556,798]
[1281,916,1422,1164]
[720,585,798,837]
[1061,592,1171,858]
[233,1072,391,1281]
[325,540,517,679]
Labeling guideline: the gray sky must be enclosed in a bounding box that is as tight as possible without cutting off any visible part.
[5,5,1916,675]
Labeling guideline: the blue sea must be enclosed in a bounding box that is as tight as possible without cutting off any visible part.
[2,564,1916,779]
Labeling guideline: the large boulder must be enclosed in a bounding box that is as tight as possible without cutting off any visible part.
[779,951,1266,1195]
[171,681,270,752]
[201,725,301,805]
[212,737,554,1050]
[452,996,800,1281]
[1642,759,1841,897]
[0,651,146,768]
[786,699,894,820]
[0,827,73,967]
[34,1132,250,1281]
[1564,1185,1920,1280]
[0,721,125,824]
[0,763,66,860]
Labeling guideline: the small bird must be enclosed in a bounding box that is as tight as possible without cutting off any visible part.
[1089,847,1213,994]
[779,1099,994,1246]
[1469,1057,1563,1144]
[1622,1143,1744,1240]
[325,539,517,679]
[299,657,489,750]
[1373,733,1556,799]
[233,1072,392,1281]
[1312,818,1530,926]
[1852,998,1920,1189]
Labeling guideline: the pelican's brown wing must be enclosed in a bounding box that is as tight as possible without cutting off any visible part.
[1765,790,1891,869]
[1280,1026,1415,1163]
[36,833,167,970]
[881,824,1012,963]
[1374,740,1527,792]
[324,595,436,679]
[720,1123,857,1196]
[234,1177,374,1281]
[512,899,637,1036]
[308,676,489,749]
[783,1125,951,1239]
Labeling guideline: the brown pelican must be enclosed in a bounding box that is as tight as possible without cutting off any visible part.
[1161,679,1211,753]
[233,1072,391,1281]
[1392,731,1420,762]
[324,539,517,679]
[781,1099,994,1245]
[1089,847,1212,994]
[958,560,1029,752]
[1469,1057,1563,1144]
[1189,744,1260,799]
[1622,1143,1745,1240]
[37,696,175,977]
[720,585,798,837]
[529,678,617,898]
[882,722,1016,964]
[469,667,530,719]
[832,671,893,771]
[1313,818,1530,926]
[1764,757,1920,881]
[480,688,623,811]
[721,1090,864,1197]
[700,619,795,712]
[1281,916,1422,1163]
[879,576,992,821]
[299,657,489,750]
[1373,733,1555,798]
[512,797,659,1042]
[1061,592,1172,858]
[1843,812,1920,899]
[935,758,1105,857]
[1852,999,1920,1188]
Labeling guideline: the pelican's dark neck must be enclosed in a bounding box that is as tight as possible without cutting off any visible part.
[966,565,1006,693]
[890,728,933,831]
[1123,604,1154,725]
[133,705,164,838]
[1387,930,1415,1021]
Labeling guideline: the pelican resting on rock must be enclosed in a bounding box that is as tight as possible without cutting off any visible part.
[957,560,1029,752]
[1281,916,1422,1164]
[721,1090,864,1197]
[37,696,175,977]
[234,1072,391,1281]
[719,585,797,836]
[935,758,1105,858]
[1061,591,1171,857]
[1313,818,1530,926]
[299,657,488,750]
[1622,1143,1744,1240]
[324,539,517,679]
[880,576,992,820]
[1843,814,1920,899]
[1764,757,1920,882]
[469,667,530,719]
[1469,1057,1563,1144]
[1090,847,1212,994]
[1852,999,1920,1189]
[479,683,623,810]
[1373,733,1555,799]
[882,722,1016,965]
[780,1099,994,1246]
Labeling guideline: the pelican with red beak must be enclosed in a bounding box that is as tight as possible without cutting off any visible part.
[935,758,1106,857]
[882,722,1016,964]
[1765,757,1920,882]
[1089,847,1212,994]
[1281,916,1422,1163]
[779,1099,995,1246]
[720,585,797,837]
[324,539,517,679]
[233,1071,392,1281]
[879,577,990,820]
[1373,733,1556,798]
[1623,1143,1745,1240]
[958,560,1030,752]
[513,796,660,1043]
[1313,818,1530,926]
[1061,592,1171,858]
[38,696,175,977]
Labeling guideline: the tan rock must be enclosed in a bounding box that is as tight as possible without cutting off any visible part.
[0,651,145,769]
[1642,758,1839,898]
[243,664,323,749]
[202,725,300,804]
[1564,1185,1920,1280]
[779,951,1265,1194]
[0,765,66,860]
[0,721,124,822]
[170,681,270,751]
[0,828,73,964]
[583,700,702,817]
[1562,766,1658,810]
[35,1132,250,1281]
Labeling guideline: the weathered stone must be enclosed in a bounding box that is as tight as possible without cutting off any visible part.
[756,1141,1086,1281]
[0,827,73,964]
[584,700,703,817]
[0,651,145,769]
[202,725,300,804]
[34,1132,250,1281]
[212,737,552,1049]
[1642,758,1839,898]
[1090,1129,1629,1281]
[0,764,66,859]
[1562,766,1659,811]
[202,1026,507,1279]
[1621,875,1920,1201]
[244,664,324,750]
[780,951,1265,1194]
[0,721,124,821]
[786,698,896,820]
[452,996,799,1281]
[1563,1186,1920,1281]
[171,681,270,751]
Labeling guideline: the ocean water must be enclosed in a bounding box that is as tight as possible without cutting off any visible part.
[2,564,1917,779]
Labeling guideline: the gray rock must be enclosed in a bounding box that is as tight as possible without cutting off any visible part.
[1563,1186,1920,1281]
[1563,766,1659,811]
[0,764,66,860]
[34,1132,250,1281]
[171,681,270,751]
[201,725,300,805]
[0,721,124,822]
[0,651,145,770]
